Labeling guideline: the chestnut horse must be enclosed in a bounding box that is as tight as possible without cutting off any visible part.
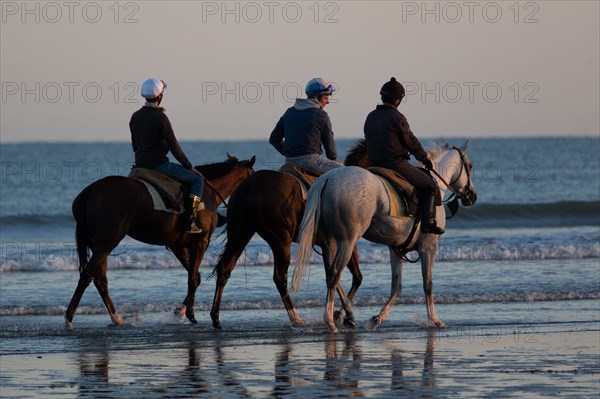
[209,142,370,329]
[65,154,255,330]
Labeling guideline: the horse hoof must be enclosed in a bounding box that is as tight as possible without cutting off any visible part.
[212,320,222,329]
[292,318,308,327]
[187,316,197,324]
[432,319,446,329]
[175,306,186,318]
[111,313,124,327]
[65,321,74,331]
[368,315,382,331]
[343,317,356,330]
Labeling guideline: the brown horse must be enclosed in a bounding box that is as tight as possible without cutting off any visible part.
[65,154,255,330]
[209,142,370,329]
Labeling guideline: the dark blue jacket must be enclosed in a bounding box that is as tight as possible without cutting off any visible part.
[269,99,337,160]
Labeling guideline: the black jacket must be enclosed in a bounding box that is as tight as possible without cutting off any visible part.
[129,106,192,169]
[363,104,429,164]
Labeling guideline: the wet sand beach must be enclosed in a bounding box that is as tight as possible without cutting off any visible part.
[1,301,599,398]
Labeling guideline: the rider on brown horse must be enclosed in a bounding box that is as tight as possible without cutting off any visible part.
[269,78,343,174]
[129,78,206,234]
[364,77,445,235]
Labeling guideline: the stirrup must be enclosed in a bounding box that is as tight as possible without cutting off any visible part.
[421,220,444,235]
[186,223,203,234]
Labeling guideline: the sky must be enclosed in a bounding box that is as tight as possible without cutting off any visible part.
[1,0,599,142]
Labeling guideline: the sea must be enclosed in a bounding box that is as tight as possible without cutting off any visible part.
[0,137,599,321]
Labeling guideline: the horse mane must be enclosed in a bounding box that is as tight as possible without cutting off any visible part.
[425,142,451,160]
[194,157,239,180]
[344,138,450,168]
[344,139,369,167]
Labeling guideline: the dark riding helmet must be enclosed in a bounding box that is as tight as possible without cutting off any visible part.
[380,77,405,102]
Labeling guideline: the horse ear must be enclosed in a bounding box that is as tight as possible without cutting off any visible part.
[459,137,472,152]
[250,155,256,166]
[227,153,234,160]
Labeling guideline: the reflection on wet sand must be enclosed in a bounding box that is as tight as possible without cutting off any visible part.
[72,330,439,398]
[182,341,209,396]
[214,336,253,398]
[273,337,293,398]
[323,332,364,397]
[77,350,110,398]
[390,330,437,395]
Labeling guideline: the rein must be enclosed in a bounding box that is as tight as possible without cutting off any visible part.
[429,147,466,195]
[429,147,470,219]
[204,178,228,208]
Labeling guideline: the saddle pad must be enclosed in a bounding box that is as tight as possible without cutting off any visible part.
[279,163,320,201]
[133,179,180,213]
[284,173,308,200]
[375,175,409,218]
[128,167,185,212]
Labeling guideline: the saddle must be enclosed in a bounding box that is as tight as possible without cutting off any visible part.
[368,167,442,218]
[128,167,185,213]
[278,163,321,199]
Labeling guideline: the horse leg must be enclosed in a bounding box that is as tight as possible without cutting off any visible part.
[323,240,354,334]
[334,284,355,329]
[419,235,446,328]
[65,251,110,330]
[271,239,306,326]
[210,228,254,329]
[171,246,191,317]
[183,238,209,324]
[369,247,403,331]
[92,260,123,327]
[334,247,361,329]
[65,266,94,330]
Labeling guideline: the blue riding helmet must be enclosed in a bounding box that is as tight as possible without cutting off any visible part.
[305,78,335,97]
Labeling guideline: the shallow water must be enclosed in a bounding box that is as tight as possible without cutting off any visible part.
[1,301,599,398]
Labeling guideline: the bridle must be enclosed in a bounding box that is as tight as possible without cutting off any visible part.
[429,147,474,218]
[201,161,254,209]
[430,147,471,195]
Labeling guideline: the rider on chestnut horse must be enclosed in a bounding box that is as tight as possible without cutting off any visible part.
[129,78,206,234]
[269,77,343,174]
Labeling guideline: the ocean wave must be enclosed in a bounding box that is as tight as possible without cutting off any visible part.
[1,201,599,229]
[0,214,74,227]
[1,236,598,273]
[2,291,598,316]
[452,201,600,228]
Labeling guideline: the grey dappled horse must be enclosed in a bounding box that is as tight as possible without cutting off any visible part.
[293,139,477,333]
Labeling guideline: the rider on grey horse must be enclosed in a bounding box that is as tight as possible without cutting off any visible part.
[269,78,343,174]
[364,77,445,235]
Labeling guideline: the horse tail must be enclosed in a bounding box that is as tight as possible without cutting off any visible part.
[72,188,91,274]
[209,180,249,280]
[291,176,328,292]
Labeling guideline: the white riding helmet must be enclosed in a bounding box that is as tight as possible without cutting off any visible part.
[305,78,335,97]
[141,78,167,99]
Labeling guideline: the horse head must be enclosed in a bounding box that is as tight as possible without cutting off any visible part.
[435,138,477,207]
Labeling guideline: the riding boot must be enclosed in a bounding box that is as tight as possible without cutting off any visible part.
[185,195,205,234]
[420,193,445,235]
